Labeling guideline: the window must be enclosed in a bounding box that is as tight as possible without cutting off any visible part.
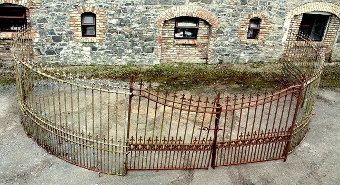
[247,17,261,39]
[174,17,198,39]
[0,4,27,32]
[81,12,96,37]
[298,13,330,41]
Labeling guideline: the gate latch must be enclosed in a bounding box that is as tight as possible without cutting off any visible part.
[201,126,222,131]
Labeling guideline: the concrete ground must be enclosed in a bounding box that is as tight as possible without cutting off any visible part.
[0,85,339,185]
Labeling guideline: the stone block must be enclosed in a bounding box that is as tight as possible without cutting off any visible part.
[52,36,62,42]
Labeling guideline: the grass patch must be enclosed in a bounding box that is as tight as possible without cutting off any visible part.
[320,63,340,87]
[0,71,15,86]
[52,62,284,91]
[2,62,339,89]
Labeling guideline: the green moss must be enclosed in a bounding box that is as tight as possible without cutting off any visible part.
[0,73,15,86]
[52,62,285,91]
[320,63,340,87]
[7,61,340,89]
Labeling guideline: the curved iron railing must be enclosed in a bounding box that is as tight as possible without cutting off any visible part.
[11,28,324,175]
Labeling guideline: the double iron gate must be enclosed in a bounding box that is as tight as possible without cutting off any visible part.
[126,81,303,170]
[14,60,303,174]
[12,28,319,175]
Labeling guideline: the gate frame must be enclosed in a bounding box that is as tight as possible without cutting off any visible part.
[12,27,324,176]
[126,78,305,171]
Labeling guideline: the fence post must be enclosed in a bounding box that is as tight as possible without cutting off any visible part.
[125,75,134,173]
[211,93,222,168]
[283,78,305,161]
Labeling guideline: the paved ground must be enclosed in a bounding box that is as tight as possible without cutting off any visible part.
[0,85,339,185]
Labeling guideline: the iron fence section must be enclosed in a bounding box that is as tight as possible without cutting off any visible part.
[13,29,129,175]
[11,28,325,175]
[281,32,325,152]
[127,82,304,170]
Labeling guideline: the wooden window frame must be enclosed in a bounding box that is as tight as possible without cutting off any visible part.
[0,5,27,32]
[81,12,96,37]
[174,17,199,39]
[247,17,261,39]
[298,13,330,42]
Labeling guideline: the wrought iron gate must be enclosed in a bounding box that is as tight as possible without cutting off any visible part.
[126,81,303,170]
[12,27,323,175]
[213,85,302,166]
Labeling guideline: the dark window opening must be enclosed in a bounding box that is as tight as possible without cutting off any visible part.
[247,17,261,39]
[298,13,330,41]
[174,17,198,39]
[0,4,27,32]
[81,12,96,37]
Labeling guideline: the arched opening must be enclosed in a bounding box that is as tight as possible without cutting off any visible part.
[81,12,96,37]
[298,12,331,41]
[247,17,262,39]
[284,2,340,61]
[155,6,219,63]
[0,3,27,32]
[0,3,28,70]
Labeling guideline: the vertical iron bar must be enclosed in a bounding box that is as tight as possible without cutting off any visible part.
[159,91,168,143]
[242,94,252,163]
[211,93,221,169]
[84,87,88,168]
[107,89,111,173]
[226,95,237,165]
[70,84,75,161]
[234,95,244,163]
[58,82,62,127]
[182,96,193,169]
[114,88,118,171]
[127,76,134,150]
[167,93,177,142]
[174,94,185,168]
[91,88,95,168]
[219,96,229,166]
[92,88,95,141]
[259,91,274,161]
[99,89,103,172]
[248,93,259,162]
[63,83,68,130]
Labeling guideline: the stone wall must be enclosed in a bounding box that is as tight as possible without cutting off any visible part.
[1,0,340,66]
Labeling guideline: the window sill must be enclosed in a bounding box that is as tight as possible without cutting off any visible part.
[294,40,323,47]
[81,37,98,43]
[0,32,15,39]
[243,39,261,44]
[175,39,197,45]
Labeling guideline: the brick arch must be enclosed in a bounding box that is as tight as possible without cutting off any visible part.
[74,4,105,15]
[155,6,220,27]
[287,2,340,18]
[68,4,107,43]
[155,6,220,63]
[283,2,340,62]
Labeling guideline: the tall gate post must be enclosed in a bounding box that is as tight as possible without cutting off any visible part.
[125,75,134,173]
[211,93,222,168]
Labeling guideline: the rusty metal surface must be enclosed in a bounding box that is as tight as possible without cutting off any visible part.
[126,81,304,170]
[11,28,324,175]
[280,32,325,152]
